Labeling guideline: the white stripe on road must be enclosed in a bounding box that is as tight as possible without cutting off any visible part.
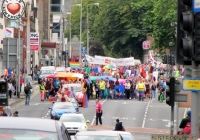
[91,99,107,125]
[142,100,150,128]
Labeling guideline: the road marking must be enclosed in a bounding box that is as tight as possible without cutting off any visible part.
[91,99,107,125]
[12,91,39,110]
[142,100,150,128]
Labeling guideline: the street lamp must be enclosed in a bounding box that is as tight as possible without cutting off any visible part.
[87,3,99,55]
[66,12,71,58]
[76,1,82,63]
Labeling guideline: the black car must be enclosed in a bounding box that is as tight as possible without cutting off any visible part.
[0,117,71,140]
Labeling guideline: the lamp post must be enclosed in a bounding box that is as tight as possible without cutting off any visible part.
[86,3,99,55]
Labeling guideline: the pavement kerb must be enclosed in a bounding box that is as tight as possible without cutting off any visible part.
[88,125,171,134]
[11,91,39,110]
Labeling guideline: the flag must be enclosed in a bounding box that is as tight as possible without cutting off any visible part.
[69,61,80,68]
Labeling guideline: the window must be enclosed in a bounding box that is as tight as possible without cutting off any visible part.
[53,23,60,30]
[51,5,61,12]
[51,0,61,4]
[52,30,60,37]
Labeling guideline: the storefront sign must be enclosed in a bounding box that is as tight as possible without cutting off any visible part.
[5,28,14,38]
[30,32,39,50]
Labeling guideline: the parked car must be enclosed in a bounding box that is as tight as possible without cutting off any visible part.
[0,117,71,140]
[39,66,56,79]
[49,102,77,119]
[75,131,135,140]
[60,113,90,134]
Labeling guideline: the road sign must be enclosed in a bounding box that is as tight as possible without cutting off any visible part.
[175,94,188,102]
[193,0,200,13]
[182,78,200,91]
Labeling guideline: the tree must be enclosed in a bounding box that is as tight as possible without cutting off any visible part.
[140,0,177,50]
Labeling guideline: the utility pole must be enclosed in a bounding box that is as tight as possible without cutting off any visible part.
[26,1,31,78]
[17,19,21,98]
[86,5,89,55]
[79,0,82,63]
[62,11,65,66]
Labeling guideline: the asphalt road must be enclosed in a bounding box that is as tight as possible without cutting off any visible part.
[13,88,186,140]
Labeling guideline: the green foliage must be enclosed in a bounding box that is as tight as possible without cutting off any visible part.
[65,0,177,58]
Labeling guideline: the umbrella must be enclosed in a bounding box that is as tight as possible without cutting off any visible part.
[56,72,73,78]
[45,74,56,78]
[103,64,115,69]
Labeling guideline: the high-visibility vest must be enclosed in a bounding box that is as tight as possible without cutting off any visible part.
[39,84,45,91]
[138,83,145,91]
[4,69,8,76]
[175,71,179,78]
[99,81,105,90]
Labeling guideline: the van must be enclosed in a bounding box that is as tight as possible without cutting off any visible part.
[39,66,56,79]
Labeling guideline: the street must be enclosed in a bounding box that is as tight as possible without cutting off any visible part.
[12,87,185,140]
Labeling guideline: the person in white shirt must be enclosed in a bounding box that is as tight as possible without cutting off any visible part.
[45,54,49,66]
[124,80,131,99]
[3,106,13,117]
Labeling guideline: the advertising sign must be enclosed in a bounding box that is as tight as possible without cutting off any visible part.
[30,32,39,51]
[142,41,150,50]
[5,28,14,38]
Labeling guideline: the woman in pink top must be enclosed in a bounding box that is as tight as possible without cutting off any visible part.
[64,87,70,97]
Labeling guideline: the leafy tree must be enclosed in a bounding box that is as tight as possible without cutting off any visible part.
[140,0,177,50]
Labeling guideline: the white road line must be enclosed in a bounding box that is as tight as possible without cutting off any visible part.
[142,100,150,128]
[91,99,107,125]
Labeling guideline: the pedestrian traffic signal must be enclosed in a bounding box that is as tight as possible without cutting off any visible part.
[166,77,175,106]
[168,55,175,65]
[176,0,193,65]
[0,80,8,106]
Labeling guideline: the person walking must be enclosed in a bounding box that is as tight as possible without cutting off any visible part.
[136,78,146,101]
[39,81,45,101]
[95,99,102,125]
[124,80,131,99]
[99,79,106,99]
[24,83,32,105]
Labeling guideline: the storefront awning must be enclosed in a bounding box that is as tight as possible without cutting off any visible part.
[41,42,56,48]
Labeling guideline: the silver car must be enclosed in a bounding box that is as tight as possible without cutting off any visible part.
[0,117,71,140]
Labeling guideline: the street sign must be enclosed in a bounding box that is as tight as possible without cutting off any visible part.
[193,0,200,13]
[175,94,188,102]
[182,78,200,91]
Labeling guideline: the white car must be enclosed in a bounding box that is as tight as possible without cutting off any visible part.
[60,113,90,134]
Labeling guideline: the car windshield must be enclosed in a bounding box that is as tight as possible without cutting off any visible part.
[53,103,74,109]
[120,134,134,140]
[56,67,65,72]
[76,136,119,140]
[66,85,81,91]
[40,69,54,75]
[0,129,58,140]
[60,115,84,123]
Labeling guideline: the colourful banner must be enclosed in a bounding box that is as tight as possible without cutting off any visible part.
[69,61,80,68]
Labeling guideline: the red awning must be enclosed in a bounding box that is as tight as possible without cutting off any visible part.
[41,42,56,48]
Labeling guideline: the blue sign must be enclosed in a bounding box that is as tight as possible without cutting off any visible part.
[193,0,200,13]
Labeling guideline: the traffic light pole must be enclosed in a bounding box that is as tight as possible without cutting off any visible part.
[191,61,200,137]
[170,105,174,135]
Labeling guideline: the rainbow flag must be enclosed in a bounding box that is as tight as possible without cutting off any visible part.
[69,61,80,68]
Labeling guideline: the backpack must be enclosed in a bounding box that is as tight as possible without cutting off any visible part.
[178,122,191,135]
[24,86,30,94]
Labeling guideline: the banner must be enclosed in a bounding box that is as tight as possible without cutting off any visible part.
[85,55,134,66]
[30,32,39,51]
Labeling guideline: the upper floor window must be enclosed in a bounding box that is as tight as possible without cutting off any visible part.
[51,0,61,4]
[53,23,60,30]
[51,5,61,12]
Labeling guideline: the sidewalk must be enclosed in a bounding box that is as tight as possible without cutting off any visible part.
[9,81,38,107]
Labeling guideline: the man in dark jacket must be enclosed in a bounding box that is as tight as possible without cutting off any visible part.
[114,119,124,131]
[179,110,191,129]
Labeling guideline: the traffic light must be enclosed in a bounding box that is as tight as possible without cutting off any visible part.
[168,55,175,65]
[166,77,175,106]
[162,55,167,64]
[0,80,8,106]
[194,13,200,62]
[176,0,193,65]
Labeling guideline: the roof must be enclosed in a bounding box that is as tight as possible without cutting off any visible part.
[76,131,119,136]
[0,117,58,132]
[61,113,84,117]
